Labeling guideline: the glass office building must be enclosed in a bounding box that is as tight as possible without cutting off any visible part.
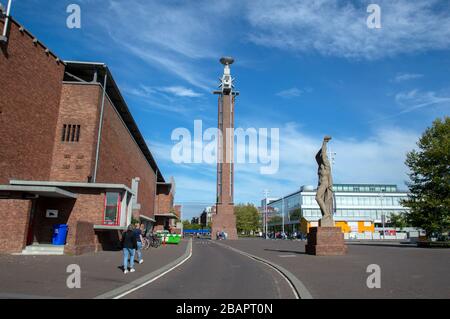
[264,184,409,236]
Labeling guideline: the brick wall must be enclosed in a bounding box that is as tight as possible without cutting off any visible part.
[0,20,65,184]
[156,192,174,214]
[0,199,32,253]
[96,97,157,219]
[50,84,102,182]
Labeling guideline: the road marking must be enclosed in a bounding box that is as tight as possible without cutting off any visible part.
[212,241,313,299]
[95,239,193,299]
[279,255,297,258]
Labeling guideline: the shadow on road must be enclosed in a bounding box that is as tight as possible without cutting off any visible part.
[264,248,306,255]
[345,242,418,249]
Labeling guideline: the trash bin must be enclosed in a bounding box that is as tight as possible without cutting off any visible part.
[52,224,68,245]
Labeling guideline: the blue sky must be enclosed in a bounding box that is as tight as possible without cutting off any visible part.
[9,0,450,220]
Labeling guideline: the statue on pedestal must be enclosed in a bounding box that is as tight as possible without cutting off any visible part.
[306,136,347,255]
[315,136,334,227]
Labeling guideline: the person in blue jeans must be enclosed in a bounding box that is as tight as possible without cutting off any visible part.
[122,225,138,274]
[134,223,144,264]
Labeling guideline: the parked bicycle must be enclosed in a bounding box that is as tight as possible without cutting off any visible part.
[143,233,161,249]
[150,233,162,248]
[142,235,151,250]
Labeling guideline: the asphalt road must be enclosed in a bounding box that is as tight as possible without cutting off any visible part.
[222,239,450,299]
[0,241,188,299]
[124,238,296,299]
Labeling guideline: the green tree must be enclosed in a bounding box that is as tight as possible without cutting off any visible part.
[402,117,450,238]
[289,208,301,221]
[269,216,282,224]
[235,203,260,235]
[182,220,202,230]
[389,212,410,230]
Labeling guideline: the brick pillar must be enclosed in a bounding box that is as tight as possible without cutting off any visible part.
[0,199,32,253]
[212,93,238,240]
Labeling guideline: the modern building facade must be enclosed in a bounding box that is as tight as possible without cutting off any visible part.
[200,206,214,227]
[0,15,176,254]
[265,184,409,238]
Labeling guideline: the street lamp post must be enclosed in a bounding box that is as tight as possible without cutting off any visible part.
[282,196,285,238]
[264,189,269,239]
[380,190,385,240]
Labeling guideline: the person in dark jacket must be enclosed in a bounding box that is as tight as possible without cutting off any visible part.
[122,225,138,274]
[133,222,144,264]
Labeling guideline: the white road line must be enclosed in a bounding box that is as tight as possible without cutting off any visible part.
[113,239,193,299]
[254,255,300,299]
[212,241,304,299]
[279,255,297,258]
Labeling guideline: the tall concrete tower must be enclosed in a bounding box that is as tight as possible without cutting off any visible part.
[211,57,239,240]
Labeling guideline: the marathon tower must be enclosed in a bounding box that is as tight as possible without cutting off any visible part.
[211,57,239,240]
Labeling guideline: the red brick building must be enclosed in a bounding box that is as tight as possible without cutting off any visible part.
[0,17,176,254]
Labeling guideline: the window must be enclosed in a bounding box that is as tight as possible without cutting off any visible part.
[103,192,122,225]
[62,124,81,142]
[385,197,393,206]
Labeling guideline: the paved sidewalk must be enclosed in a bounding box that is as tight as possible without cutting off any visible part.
[0,240,188,299]
[221,238,450,299]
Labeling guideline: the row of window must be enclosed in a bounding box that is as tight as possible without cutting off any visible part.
[333,184,397,193]
[270,198,301,212]
[302,209,402,219]
[61,124,81,143]
[268,184,403,211]
[301,195,406,207]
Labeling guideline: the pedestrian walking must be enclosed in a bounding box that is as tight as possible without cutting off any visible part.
[122,225,138,274]
[134,222,144,264]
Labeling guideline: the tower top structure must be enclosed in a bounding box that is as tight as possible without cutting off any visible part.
[217,56,236,95]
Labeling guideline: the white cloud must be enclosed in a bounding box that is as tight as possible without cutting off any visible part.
[392,73,424,83]
[122,84,205,115]
[93,0,240,91]
[368,89,450,123]
[395,89,450,114]
[126,85,202,99]
[123,44,213,91]
[158,86,203,98]
[150,122,420,205]
[90,0,450,90]
[244,0,450,60]
[234,123,419,203]
[276,87,303,98]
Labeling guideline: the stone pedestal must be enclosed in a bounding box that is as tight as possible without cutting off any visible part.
[305,227,347,256]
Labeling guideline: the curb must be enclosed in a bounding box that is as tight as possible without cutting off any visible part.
[95,239,193,299]
[212,241,313,299]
